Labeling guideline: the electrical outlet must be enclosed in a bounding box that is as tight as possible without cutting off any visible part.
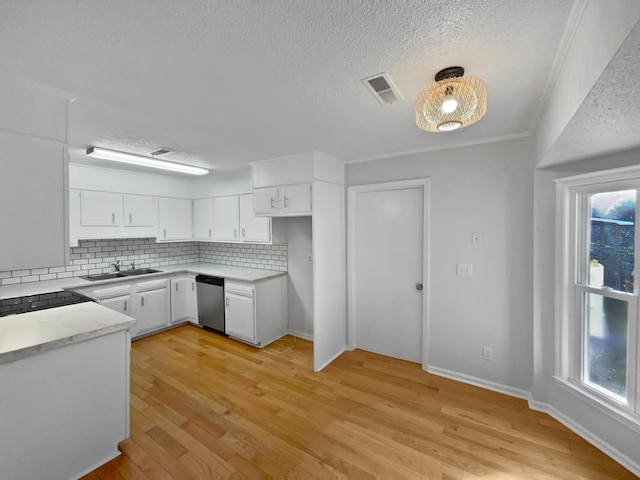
[456,263,473,277]
[482,346,493,361]
[472,232,482,245]
[307,254,313,264]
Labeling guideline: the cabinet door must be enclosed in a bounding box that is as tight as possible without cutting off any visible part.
[80,191,122,226]
[279,184,312,214]
[193,198,214,241]
[97,294,132,316]
[187,278,198,323]
[239,194,271,243]
[136,288,170,334]
[213,195,240,242]
[124,195,156,227]
[170,277,191,323]
[225,292,256,342]
[253,188,278,215]
[158,197,193,241]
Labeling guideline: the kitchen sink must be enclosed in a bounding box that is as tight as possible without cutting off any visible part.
[81,272,128,281]
[120,268,162,276]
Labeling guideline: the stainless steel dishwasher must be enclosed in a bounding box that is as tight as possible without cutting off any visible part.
[195,275,225,334]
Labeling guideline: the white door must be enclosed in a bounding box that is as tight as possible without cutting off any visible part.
[350,182,426,364]
[239,194,271,242]
[136,288,170,334]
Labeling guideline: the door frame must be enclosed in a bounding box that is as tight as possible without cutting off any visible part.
[347,178,431,370]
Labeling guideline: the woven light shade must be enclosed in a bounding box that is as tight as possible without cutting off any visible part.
[415,68,487,132]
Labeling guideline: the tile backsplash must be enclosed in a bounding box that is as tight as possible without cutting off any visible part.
[0,239,288,286]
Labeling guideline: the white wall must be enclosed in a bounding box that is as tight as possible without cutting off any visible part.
[346,137,535,391]
[533,147,640,471]
[191,169,252,198]
[279,217,314,339]
[69,163,194,198]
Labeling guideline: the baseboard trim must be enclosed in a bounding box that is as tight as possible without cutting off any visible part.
[426,366,640,477]
[427,366,531,400]
[74,449,121,479]
[287,329,314,342]
[314,347,345,372]
[527,399,640,477]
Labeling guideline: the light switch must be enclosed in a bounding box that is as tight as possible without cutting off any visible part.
[456,264,473,277]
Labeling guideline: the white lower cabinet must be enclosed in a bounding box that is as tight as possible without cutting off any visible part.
[135,282,170,335]
[92,278,170,338]
[170,276,198,324]
[225,275,288,347]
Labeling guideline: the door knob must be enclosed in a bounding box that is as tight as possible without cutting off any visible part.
[416,283,423,291]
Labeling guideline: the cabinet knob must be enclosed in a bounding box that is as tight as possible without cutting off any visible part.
[124,300,127,311]
[270,197,275,209]
[209,228,211,238]
[234,228,237,238]
[283,196,289,208]
[129,213,132,224]
[192,282,195,291]
[416,283,423,291]
[175,283,178,292]
[164,228,167,238]
[112,212,115,224]
[225,297,229,307]
[242,228,246,238]
[141,296,145,307]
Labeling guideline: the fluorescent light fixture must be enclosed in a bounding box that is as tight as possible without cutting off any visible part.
[86,146,209,176]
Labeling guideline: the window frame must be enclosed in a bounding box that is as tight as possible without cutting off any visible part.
[555,166,640,428]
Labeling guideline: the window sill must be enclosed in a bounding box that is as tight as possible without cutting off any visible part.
[553,376,640,434]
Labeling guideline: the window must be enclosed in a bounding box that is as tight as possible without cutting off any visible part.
[557,167,640,423]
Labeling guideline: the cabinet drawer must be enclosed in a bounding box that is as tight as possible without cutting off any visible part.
[135,278,168,293]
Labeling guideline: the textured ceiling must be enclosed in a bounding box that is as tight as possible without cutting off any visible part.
[0,0,577,174]
[541,20,640,166]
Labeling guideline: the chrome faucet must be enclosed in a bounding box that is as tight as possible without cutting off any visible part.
[130,261,136,270]
[112,260,120,272]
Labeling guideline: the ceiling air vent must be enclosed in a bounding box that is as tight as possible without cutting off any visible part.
[149,148,172,156]
[362,72,402,105]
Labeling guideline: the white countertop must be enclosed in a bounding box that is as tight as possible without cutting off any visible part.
[0,262,287,300]
[0,302,135,365]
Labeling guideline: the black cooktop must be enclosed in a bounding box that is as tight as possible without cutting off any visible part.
[0,291,95,318]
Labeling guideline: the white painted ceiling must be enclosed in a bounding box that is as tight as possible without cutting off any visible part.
[541,20,640,166]
[0,0,584,175]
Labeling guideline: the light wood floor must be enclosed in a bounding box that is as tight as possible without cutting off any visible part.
[83,325,637,479]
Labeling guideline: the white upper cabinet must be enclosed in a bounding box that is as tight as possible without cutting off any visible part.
[193,198,214,241]
[0,132,66,270]
[70,190,159,245]
[212,194,271,243]
[124,194,156,227]
[279,184,312,214]
[239,194,271,242]
[80,191,122,227]
[158,197,193,241]
[213,195,240,242]
[254,184,311,217]
[253,188,278,215]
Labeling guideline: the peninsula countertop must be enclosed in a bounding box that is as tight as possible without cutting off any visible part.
[0,302,135,365]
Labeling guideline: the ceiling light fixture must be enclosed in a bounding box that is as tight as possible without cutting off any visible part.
[415,66,487,132]
[86,147,209,176]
